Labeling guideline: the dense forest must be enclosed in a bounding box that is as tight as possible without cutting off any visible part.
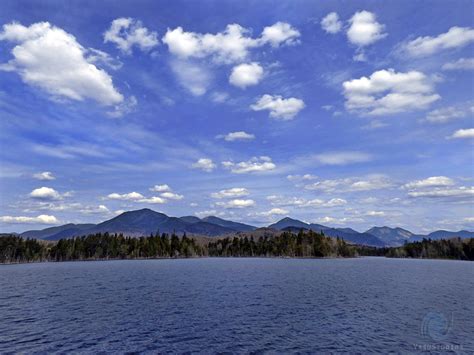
[1,231,473,264]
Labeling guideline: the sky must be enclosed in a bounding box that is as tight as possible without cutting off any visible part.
[0,0,473,234]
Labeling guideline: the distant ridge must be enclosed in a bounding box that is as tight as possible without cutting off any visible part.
[11,209,474,247]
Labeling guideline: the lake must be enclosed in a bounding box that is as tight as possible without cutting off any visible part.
[0,257,473,353]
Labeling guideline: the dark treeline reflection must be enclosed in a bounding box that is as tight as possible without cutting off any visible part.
[1,231,473,263]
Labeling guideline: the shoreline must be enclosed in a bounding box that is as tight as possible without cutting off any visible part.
[2,255,471,266]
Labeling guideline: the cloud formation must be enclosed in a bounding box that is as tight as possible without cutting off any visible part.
[211,187,250,199]
[162,22,300,64]
[104,18,159,54]
[33,171,55,181]
[192,158,216,172]
[229,62,264,88]
[0,214,58,224]
[251,94,305,120]
[222,156,276,174]
[0,22,123,106]
[343,69,440,115]
[29,187,62,200]
[215,199,256,209]
[321,12,342,34]
[450,128,474,139]
[403,176,454,189]
[347,11,386,46]
[220,131,255,142]
[400,26,474,57]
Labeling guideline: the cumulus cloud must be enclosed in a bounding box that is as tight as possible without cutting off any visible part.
[450,128,474,139]
[139,196,167,204]
[0,22,123,106]
[222,156,276,174]
[251,94,305,120]
[150,184,171,192]
[192,158,216,172]
[33,171,55,181]
[79,205,111,215]
[407,186,474,199]
[0,214,59,224]
[260,22,300,47]
[211,187,250,199]
[366,210,385,217]
[257,208,289,217]
[215,199,255,209]
[305,175,393,192]
[107,192,144,201]
[160,192,184,200]
[347,11,386,47]
[162,22,299,64]
[403,176,455,189]
[229,62,264,88]
[104,17,158,54]
[321,12,342,34]
[442,57,474,71]
[426,106,466,123]
[400,27,474,57]
[343,69,440,115]
[311,151,372,165]
[220,131,255,141]
[29,187,62,200]
[268,195,347,208]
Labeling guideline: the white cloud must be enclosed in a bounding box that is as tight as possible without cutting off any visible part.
[160,192,184,200]
[366,210,385,217]
[257,208,289,217]
[222,156,276,174]
[400,27,474,57]
[150,184,171,192]
[215,199,255,209]
[210,91,229,103]
[268,196,347,208]
[426,106,466,123]
[347,11,386,46]
[343,69,440,115]
[260,22,300,47]
[107,192,144,201]
[0,214,59,224]
[442,57,474,71]
[403,176,455,189]
[311,151,372,165]
[407,186,474,199]
[220,131,255,141]
[305,175,393,192]
[162,22,299,64]
[79,205,111,215]
[139,196,167,204]
[192,158,216,172]
[33,171,55,181]
[29,187,62,200]
[104,17,158,54]
[251,94,305,120]
[229,62,264,88]
[0,22,123,106]
[170,60,211,96]
[321,12,342,34]
[450,128,474,139]
[211,187,250,199]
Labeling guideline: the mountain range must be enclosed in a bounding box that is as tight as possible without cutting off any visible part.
[17,208,474,247]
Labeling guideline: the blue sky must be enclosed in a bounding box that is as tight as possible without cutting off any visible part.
[0,0,473,233]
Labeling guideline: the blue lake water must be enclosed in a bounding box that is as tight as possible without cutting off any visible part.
[0,257,473,353]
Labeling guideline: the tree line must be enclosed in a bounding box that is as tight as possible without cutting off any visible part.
[1,231,473,264]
